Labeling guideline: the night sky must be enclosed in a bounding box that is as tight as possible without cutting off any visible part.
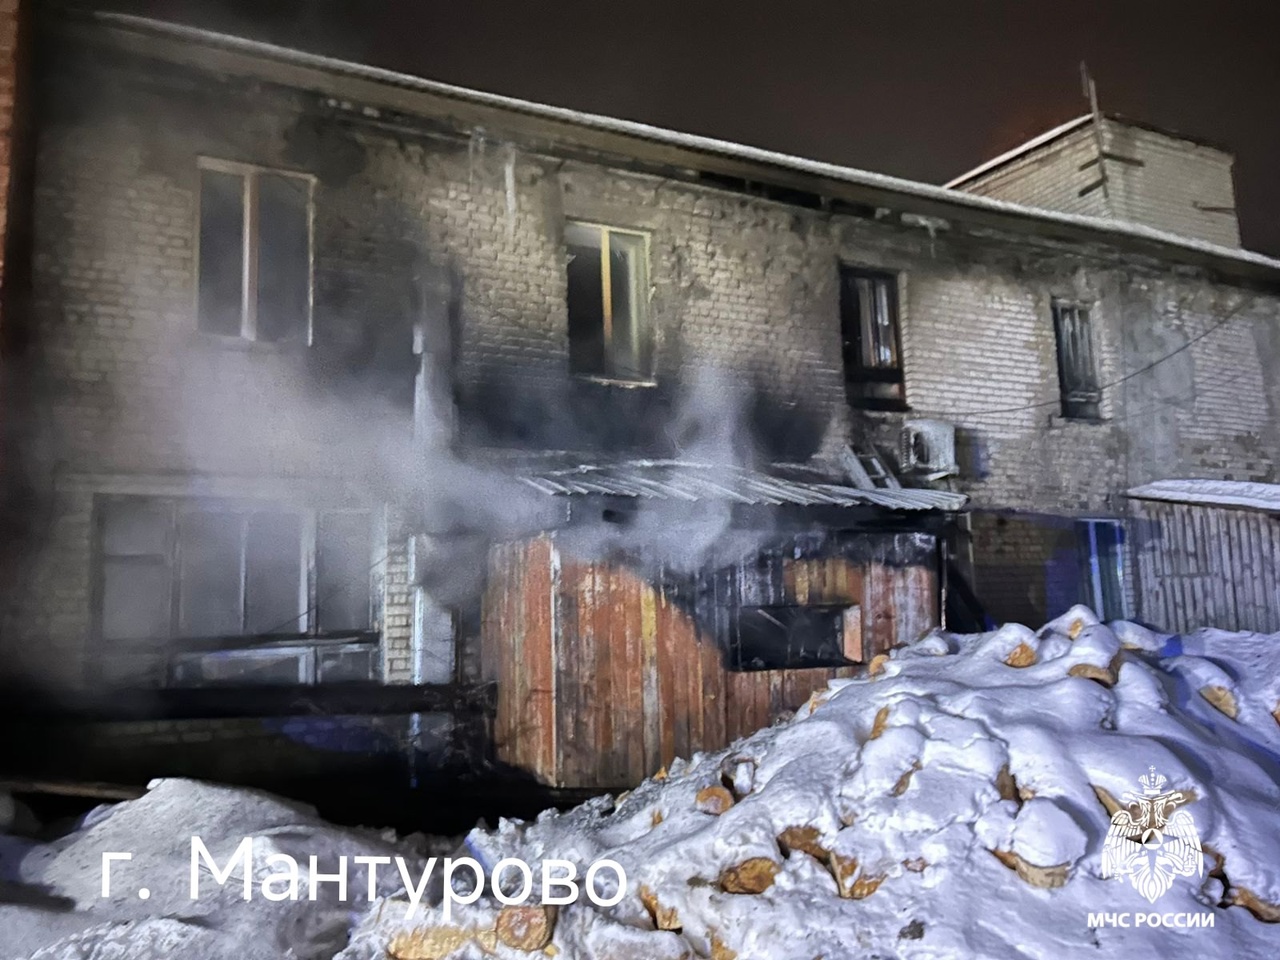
[103,1,1280,256]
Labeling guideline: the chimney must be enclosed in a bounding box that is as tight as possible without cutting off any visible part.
[946,114,1241,249]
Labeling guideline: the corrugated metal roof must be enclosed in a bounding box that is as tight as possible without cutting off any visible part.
[521,461,967,512]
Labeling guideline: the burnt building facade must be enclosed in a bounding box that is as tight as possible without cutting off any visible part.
[0,11,1277,792]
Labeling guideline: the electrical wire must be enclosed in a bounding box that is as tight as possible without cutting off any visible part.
[934,298,1250,420]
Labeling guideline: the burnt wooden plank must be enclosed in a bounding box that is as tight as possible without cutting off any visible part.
[491,543,520,770]
[655,583,679,768]
[528,538,558,783]
[578,559,602,787]
[555,558,586,787]
[724,670,750,743]
[597,562,622,786]
[673,582,698,764]
[625,570,647,782]
[700,609,727,754]
[639,573,661,776]
[767,669,786,723]
[865,562,896,658]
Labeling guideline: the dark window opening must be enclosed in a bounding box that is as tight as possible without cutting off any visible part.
[729,604,862,671]
[839,266,905,409]
[1053,300,1101,420]
[197,162,312,343]
[1078,519,1125,620]
[317,511,373,633]
[96,496,375,686]
[565,221,652,382]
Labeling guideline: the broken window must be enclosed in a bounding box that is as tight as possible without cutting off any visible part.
[1078,519,1125,620]
[1052,299,1101,419]
[565,221,653,381]
[729,604,862,671]
[197,160,313,343]
[95,497,376,684]
[839,266,905,409]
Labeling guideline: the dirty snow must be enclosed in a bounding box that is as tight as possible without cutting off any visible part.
[344,608,1280,960]
[4,610,1279,959]
[1,781,432,960]
[1128,478,1280,513]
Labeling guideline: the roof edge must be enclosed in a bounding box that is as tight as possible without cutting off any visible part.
[944,115,1093,189]
[946,112,1235,190]
[74,11,1280,286]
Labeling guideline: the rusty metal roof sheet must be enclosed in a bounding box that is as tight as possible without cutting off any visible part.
[521,461,967,512]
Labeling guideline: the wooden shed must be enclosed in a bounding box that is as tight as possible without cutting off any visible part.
[1128,480,1280,634]
[479,462,961,789]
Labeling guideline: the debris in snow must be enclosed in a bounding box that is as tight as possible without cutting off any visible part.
[344,606,1280,959]
[5,609,1280,959]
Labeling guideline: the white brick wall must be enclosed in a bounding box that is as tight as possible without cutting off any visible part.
[6,36,1279,684]
[954,118,1241,248]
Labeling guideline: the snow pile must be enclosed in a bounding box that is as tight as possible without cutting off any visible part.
[343,608,1280,960]
[1,780,430,960]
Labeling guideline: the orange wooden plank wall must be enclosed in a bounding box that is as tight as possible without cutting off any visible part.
[482,536,939,788]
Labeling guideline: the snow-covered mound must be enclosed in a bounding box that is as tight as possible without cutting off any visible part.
[1,780,430,960]
[343,608,1280,960]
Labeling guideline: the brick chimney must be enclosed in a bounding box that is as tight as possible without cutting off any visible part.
[947,114,1241,249]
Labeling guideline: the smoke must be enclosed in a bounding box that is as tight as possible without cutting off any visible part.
[552,366,777,573]
[3,45,841,691]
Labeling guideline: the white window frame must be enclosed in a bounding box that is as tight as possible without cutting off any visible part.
[564,219,654,384]
[94,495,378,644]
[194,157,316,344]
[1079,518,1126,620]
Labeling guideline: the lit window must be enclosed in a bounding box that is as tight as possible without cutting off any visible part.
[1053,300,1101,420]
[197,161,313,343]
[564,221,652,381]
[839,266,905,409]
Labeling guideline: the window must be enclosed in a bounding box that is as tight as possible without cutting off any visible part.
[1078,520,1125,620]
[197,160,313,343]
[96,497,376,684]
[729,604,863,671]
[839,266,905,409]
[564,221,652,381]
[1052,300,1101,419]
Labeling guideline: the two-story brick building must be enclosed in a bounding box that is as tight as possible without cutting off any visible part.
[0,9,1276,794]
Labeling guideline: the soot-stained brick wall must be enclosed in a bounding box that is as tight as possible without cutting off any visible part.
[6,19,1280,690]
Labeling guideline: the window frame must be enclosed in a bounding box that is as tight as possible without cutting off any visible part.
[194,157,316,345]
[1051,298,1102,421]
[727,602,863,672]
[91,496,379,680]
[563,219,655,384]
[838,264,907,411]
[1077,518,1126,620]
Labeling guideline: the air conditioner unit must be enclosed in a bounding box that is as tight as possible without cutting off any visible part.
[901,419,959,480]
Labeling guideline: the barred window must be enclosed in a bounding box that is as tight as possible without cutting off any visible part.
[1053,300,1101,420]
